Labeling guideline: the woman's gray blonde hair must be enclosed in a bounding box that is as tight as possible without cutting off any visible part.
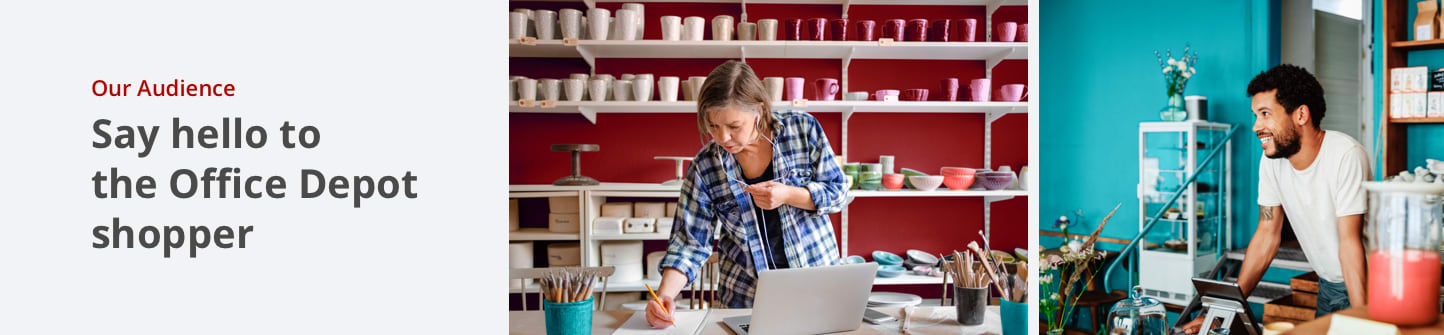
[696,60,774,138]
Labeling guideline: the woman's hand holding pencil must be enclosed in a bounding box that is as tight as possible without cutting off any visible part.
[645,283,676,329]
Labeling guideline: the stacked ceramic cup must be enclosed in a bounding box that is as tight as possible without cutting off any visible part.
[513,4,646,41]
[515,73,683,102]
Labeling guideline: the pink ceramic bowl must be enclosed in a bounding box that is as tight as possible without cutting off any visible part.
[940,167,976,177]
[943,175,975,190]
[907,175,944,191]
[881,174,905,190]
[874,89,900,101]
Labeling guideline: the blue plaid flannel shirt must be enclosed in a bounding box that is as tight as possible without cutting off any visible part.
[659,110,848,308]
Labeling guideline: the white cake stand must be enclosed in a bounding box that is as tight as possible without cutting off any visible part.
[654,156,693,186]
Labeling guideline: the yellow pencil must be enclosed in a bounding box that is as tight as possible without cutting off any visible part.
[644,283,675,325]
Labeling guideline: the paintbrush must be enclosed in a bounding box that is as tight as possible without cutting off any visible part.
[966,241,1008,301]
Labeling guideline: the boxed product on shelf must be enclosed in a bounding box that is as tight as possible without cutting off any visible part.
[1392,67,1429,93]
[1419,0,1440,41]
[600,241,644,283]
[509,199,520,232]
[548,196,580,214]
[548,213,581,233]
[509,242,534,289]
[656,218,675,234]
[666,202,678,217]
[601,202,634,217]
[1395,92,1428,119]
[635,202,666,218]
[624,217,657,234]
[546,242,582,267]
[1432,92,1444,118]
[593,217,625,235]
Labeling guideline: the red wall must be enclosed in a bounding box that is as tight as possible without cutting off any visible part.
[509,3,1030,300]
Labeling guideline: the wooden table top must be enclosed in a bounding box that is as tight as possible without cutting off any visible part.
[508,306,1008,335]
[1284,306,1444,334]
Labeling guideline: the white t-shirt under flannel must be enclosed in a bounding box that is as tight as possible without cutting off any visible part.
[1256,130,1370,283]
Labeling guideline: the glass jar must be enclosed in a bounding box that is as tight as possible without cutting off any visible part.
[1159,93,1188,121]
[1363,182,1443,326]
[1107,286,1169,335]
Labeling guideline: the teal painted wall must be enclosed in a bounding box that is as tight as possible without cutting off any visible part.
[1040,0,1300,329]
[1391,0,1444,171]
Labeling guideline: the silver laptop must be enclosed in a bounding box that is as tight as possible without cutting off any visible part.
[723,262,878,335]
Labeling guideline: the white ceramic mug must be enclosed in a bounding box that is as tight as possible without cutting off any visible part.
[559,9,583,40]
[517,78,538,101]
[737,22,756,41]
[612,80,634,101]
[660,16,683,41]
[539,79,561,101]
[509,12,528,39]
[513,9,535,37]
[712,15,734,41]
[568,73,589,100]
[595,74,616,100]
[763,77,784,102]
[658,76,680,102]
[588,79,609,102]
[757,19,778,41]
[687,76,707,101]
[615,9,639,40]
[563,79,586,102]
[621,73,635,81]
[534,10,557,40]
[683,16,705,41]
[632,76,653,102]
[587,8,610,40]
[622,3,645,39]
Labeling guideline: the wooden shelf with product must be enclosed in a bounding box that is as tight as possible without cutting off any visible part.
[1381,0,1444,176]
[507,0,1031,312]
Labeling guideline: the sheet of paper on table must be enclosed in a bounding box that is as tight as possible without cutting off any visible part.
[612,310,707,335]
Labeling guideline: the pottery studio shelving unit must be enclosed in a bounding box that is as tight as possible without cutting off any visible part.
[507,0,1032,295]
[1382,0,1444,176]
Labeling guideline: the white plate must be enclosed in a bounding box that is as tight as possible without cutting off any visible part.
[867,292,922,307]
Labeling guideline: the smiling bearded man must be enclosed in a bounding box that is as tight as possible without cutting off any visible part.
[1183,64,1372,333]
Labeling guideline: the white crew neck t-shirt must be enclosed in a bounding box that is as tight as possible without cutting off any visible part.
[1257,130,1371,283]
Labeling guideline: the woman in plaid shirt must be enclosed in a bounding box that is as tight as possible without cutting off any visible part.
[647,60,849,328]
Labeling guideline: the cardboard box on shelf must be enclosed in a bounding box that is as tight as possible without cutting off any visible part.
[548,213,581,233]
[548,196,580,214]
[635,202,666,218]
[1431,69,1444,91]
[546,242,582,267]
[1419,0,1440,41]
[601,202,634,218]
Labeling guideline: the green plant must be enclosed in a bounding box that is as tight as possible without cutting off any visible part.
[1153,44,1199,96]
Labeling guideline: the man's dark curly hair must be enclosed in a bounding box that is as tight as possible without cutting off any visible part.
[1247,64,1326,129]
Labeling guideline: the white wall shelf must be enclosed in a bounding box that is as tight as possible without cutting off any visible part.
[591,232,670,240]
[511,40,1025,62]
[509,227,582,241]
[510,101,1028,124]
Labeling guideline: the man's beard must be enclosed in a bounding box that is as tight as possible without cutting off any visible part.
[1264,126,1302,159]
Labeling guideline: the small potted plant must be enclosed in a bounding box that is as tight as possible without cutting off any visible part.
[1154,44,1198,121]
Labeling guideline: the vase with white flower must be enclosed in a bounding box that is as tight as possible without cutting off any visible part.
[1154,44,1198,121]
